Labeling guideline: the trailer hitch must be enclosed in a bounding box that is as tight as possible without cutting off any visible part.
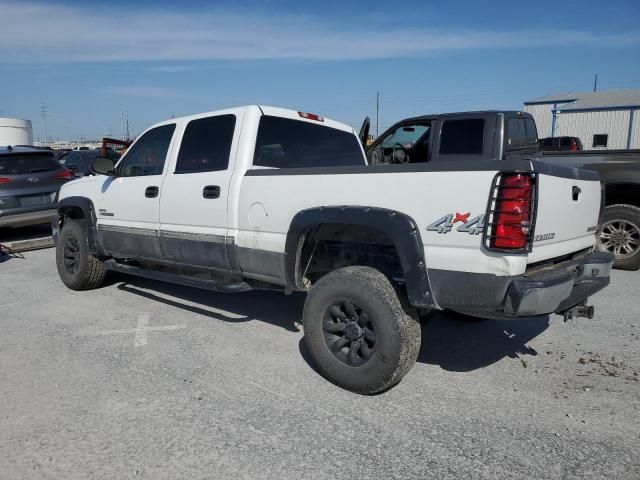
[560,303,595,322]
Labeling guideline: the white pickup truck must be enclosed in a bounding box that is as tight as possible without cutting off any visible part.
[53,105,613,394]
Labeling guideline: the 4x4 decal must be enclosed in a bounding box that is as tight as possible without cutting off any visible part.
[427,212,486,235]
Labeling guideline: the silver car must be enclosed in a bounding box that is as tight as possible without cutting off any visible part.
[0,146,75,228]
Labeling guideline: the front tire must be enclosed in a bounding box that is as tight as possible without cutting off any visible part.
[597,204,640,271]
[303,266,421,394]
[56,219,106,290]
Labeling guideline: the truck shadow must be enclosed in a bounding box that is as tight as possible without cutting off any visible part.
[298,311,548,379]
[113,275,548,372]
[417,311,548,372]
[114,276,305,333]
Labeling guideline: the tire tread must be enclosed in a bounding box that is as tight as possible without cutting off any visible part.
[303,266,421,394]
[56,219,106,290]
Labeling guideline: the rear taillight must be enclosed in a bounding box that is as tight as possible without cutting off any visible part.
[55,169,75,180]
[0,177,11,185]
[485,173,536,251]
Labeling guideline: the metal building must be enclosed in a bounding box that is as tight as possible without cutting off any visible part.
[523,89,640,150]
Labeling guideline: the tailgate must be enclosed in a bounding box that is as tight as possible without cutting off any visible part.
[527,172,601,263]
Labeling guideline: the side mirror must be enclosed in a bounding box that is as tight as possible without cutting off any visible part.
[91,156,116,176]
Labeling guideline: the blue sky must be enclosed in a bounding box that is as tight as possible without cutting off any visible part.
[1,0,639,141]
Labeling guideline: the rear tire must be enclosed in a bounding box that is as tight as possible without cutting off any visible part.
[56,219,106,290]
[597,204,640,271]
[303,266,421,394]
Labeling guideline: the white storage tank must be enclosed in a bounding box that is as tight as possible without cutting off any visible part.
[0,117,34,146]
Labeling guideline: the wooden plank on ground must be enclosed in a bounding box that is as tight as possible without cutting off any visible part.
[3,236,54,252]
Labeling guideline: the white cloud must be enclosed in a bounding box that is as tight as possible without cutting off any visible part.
[0,1,638,63]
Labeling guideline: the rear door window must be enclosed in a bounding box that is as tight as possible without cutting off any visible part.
[439,119,484,155]
[175,115,236,173]
[0,154,60,175]
[253,116,364,168]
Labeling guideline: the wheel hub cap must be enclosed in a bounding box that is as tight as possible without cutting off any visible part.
[598,219,640,259]
[322,299,377,367]
[344,322,362,341]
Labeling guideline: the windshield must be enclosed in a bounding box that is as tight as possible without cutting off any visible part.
[381,124,430,148]
[0,154,61,175]
[60,151,102,165]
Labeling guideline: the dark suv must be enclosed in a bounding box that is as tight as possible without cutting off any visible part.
[0,146,75,228]
[539,136,583,152]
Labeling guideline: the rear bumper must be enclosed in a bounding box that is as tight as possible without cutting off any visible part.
[503,251,613,316]
[428,250,614,318]
[0,208,58,228]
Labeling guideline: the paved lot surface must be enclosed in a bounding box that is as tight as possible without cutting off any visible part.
[1,248,639,479]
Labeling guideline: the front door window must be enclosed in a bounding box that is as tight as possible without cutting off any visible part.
[116,124,176,177]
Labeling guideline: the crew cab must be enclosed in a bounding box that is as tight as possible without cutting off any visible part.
[365,110,539,165]
[53,106,613,394]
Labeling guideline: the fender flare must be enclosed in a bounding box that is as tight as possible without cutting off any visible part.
[284,206,433,308]
[56,196,104,255]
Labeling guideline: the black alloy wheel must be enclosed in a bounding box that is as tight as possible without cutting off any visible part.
[322,299,377,367]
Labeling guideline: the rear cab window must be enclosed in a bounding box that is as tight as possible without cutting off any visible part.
[525,118,538,146]
[507,118,527,149]
[253,116,364,168]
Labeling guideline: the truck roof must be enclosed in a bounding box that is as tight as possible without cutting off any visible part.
[390,110,532,124]
[147,105,356,135]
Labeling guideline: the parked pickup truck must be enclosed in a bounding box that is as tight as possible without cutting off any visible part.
[53,105,613,394]
[542,149,640,271]
[367,111,640,270]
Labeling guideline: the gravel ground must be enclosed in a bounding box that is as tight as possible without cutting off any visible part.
[1,248,639,479]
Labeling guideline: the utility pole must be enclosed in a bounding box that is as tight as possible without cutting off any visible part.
[125,109,130,141]
[593,74,598,92]
[120,108,130,141]
[376,91,380,138]
[41,103,49,145]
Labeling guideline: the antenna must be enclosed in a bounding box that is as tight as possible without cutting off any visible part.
[593,74,598,92]
[41,103,49,145]
[376,91,380,138]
